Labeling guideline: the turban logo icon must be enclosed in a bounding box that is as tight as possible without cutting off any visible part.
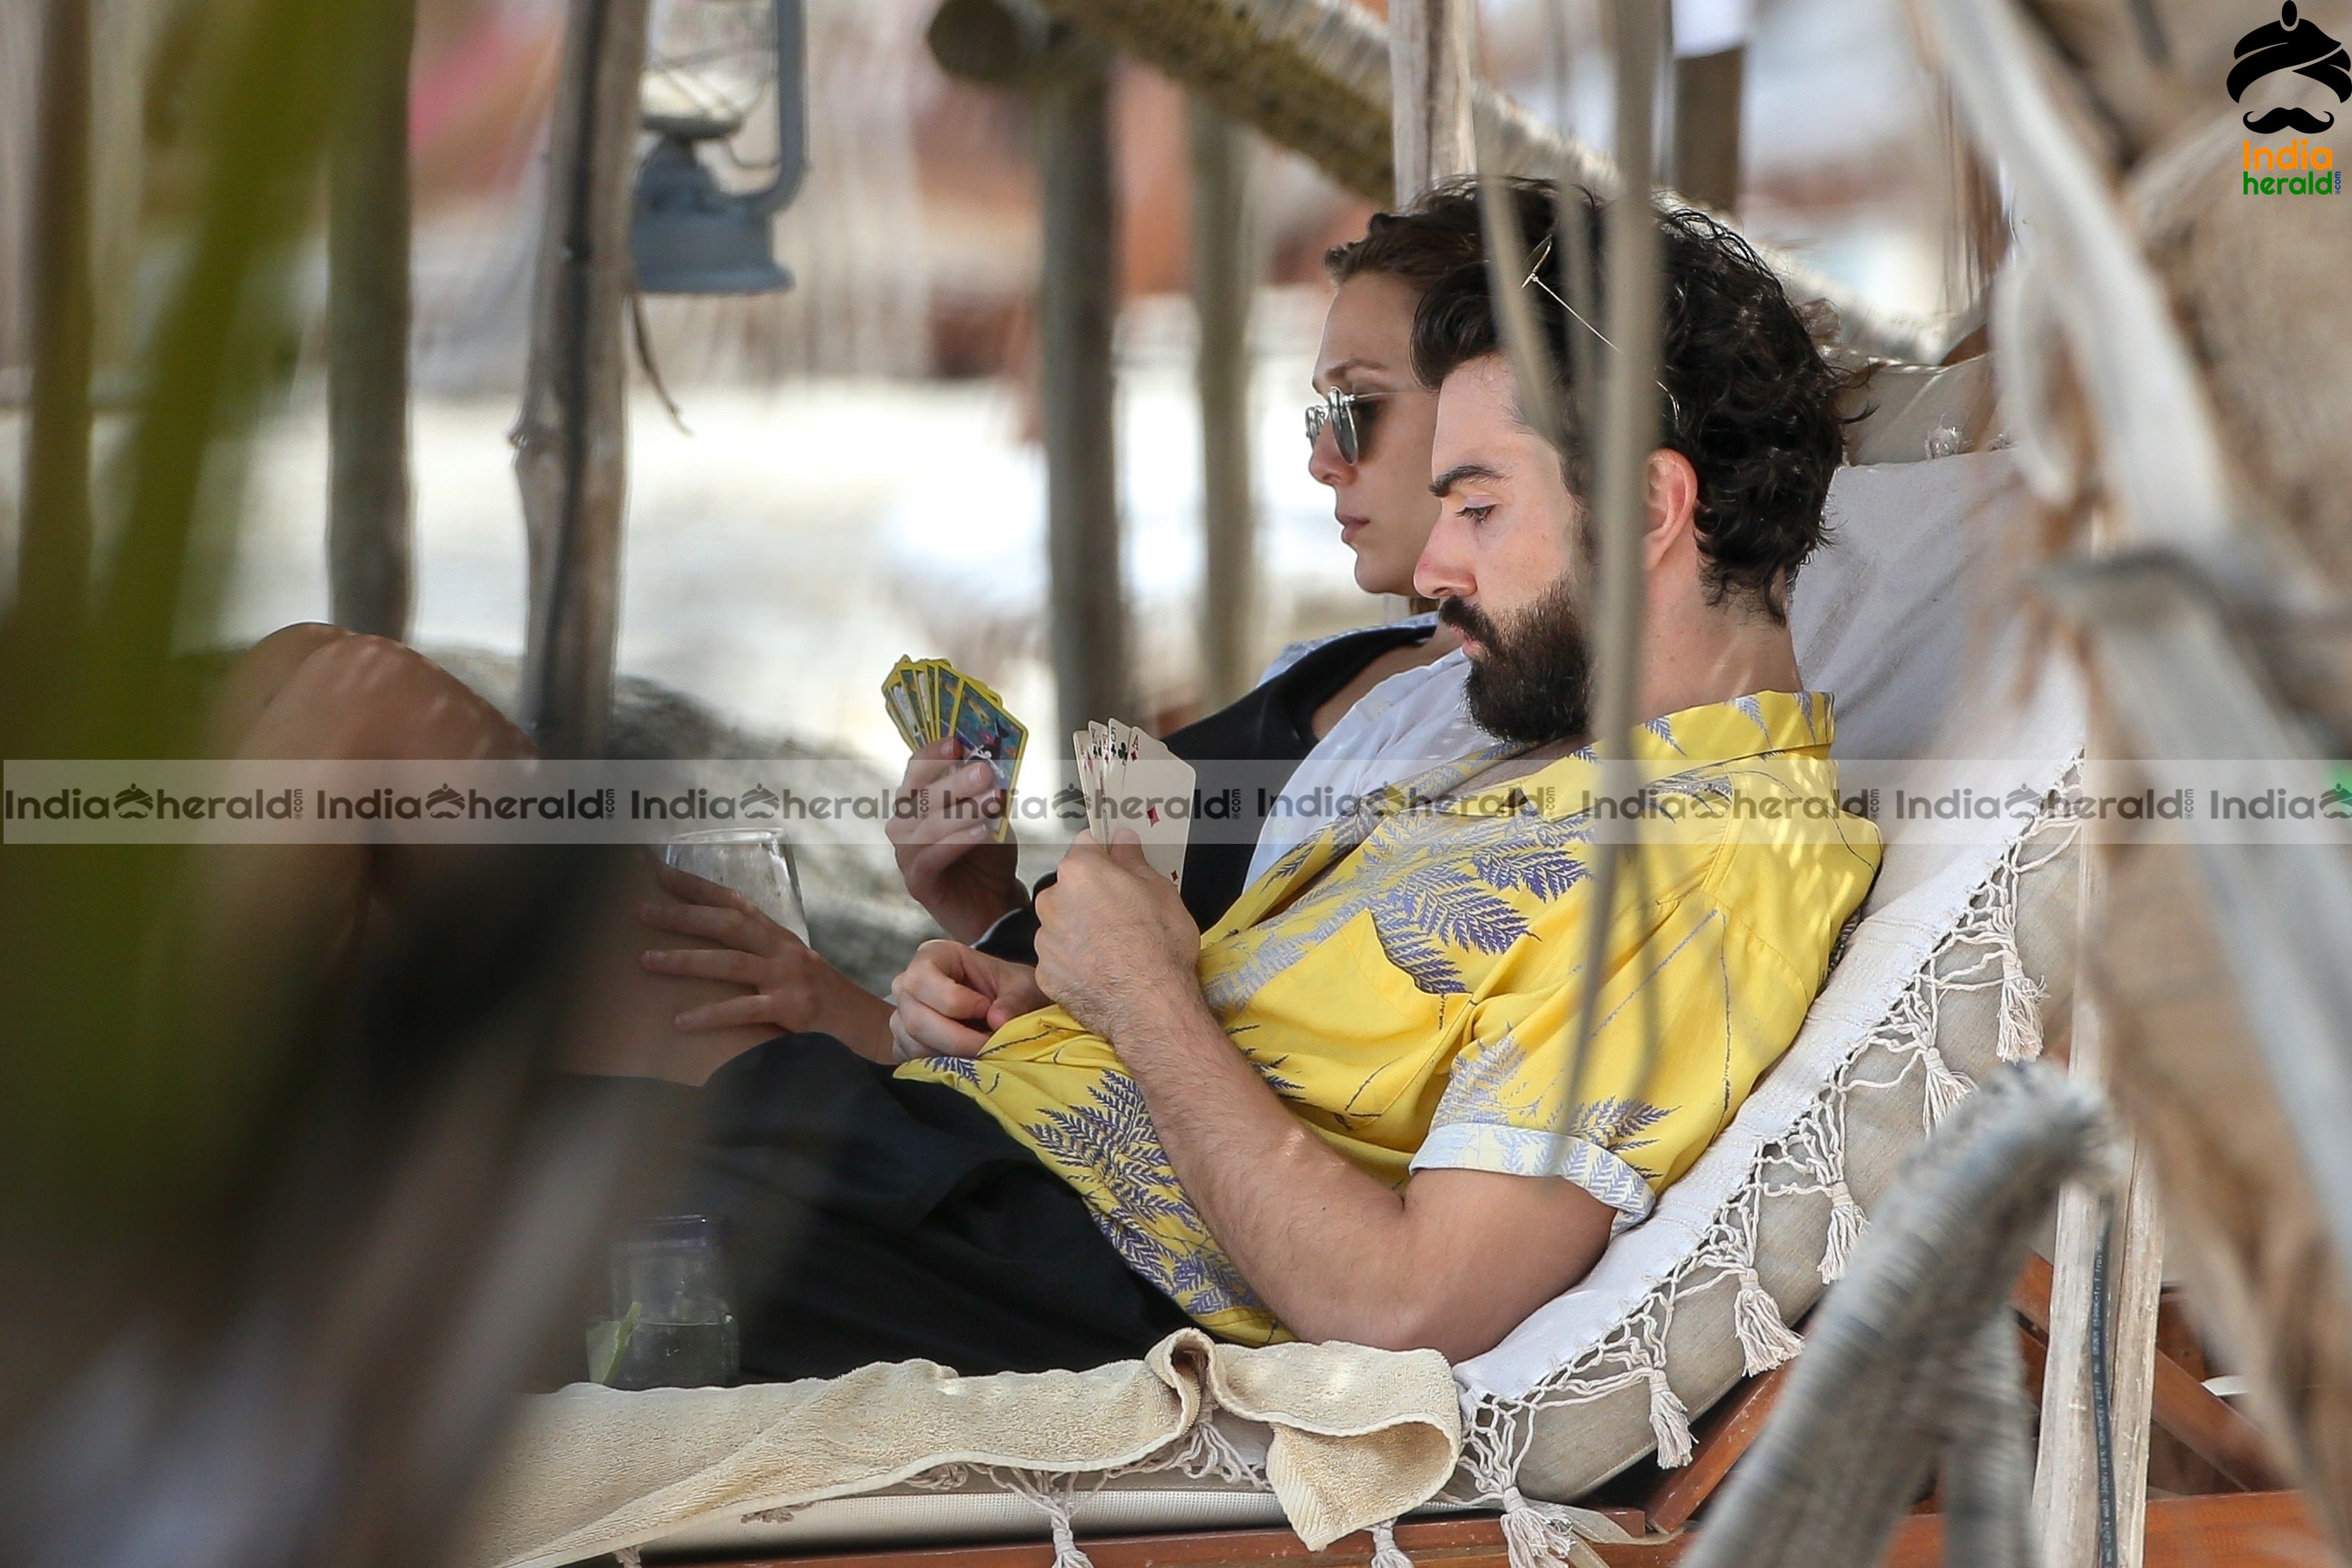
[2231,1,2352,133]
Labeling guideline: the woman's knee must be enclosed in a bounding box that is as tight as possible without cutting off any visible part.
[249,621,354,667]
[209,623,363,755]
[288,633,532,759]
[298,629,436,698]
[232,621,358,700]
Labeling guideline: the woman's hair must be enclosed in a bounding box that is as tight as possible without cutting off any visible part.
[1324,177,1558,294]
[1407,186,1852,622]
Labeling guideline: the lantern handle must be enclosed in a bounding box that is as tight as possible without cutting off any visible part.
[747,0,808,218]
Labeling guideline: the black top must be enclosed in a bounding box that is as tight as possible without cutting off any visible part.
[979,621,1433,964]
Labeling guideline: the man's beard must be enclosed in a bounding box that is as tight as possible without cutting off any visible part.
[1440,579,1594,746]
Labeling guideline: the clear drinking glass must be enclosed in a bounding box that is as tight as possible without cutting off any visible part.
[663,826,810,944]
[587,1214,742,1389]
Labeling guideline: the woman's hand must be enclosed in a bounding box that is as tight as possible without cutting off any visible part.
[638,862,893,1060]
[887,738,1028,943]
[887,939,1051,1061]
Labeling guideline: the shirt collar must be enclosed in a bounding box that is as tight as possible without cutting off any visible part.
[1440,689,1838,820]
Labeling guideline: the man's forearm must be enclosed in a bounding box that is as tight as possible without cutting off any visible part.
[1110,993,1443,1348]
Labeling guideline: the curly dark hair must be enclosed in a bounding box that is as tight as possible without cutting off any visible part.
[1408,187,1851,621]
[1323,176,1558,293]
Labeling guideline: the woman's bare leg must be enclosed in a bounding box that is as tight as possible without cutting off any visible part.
[217,623,537,764]
[202,624,537,919]
[191,627,771,1080]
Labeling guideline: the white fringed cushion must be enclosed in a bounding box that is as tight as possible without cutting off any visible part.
[1453,748,2080,1504]
[1450,444,2082,1507]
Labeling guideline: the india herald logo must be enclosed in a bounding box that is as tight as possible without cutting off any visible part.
[2231,2,2352,133]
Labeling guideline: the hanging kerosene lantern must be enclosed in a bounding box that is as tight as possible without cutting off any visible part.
[629,0,810,294]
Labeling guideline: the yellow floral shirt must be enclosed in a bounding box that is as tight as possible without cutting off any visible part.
[900,691,1882,1344]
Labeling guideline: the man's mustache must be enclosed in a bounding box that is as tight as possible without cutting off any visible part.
[1436,597,1498,647]
[2245,104,2337,132]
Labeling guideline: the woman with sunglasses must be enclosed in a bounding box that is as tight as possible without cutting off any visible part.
[879,182,1554,976]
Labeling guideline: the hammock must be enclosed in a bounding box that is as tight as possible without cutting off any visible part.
[460,399,2083,1568]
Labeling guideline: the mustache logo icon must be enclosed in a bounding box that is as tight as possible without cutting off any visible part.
[2245,103,2338,132]
[2230,1,2352,133]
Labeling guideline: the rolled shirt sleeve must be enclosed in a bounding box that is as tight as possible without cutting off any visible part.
[1408,892,1807,1232]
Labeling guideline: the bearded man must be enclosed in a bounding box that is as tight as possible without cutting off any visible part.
[600,189,1877,1381]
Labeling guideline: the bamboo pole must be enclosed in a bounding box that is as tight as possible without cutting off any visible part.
[1566,0,1664,1094]
[2034,840,2164,1568]
[18,0,93,636]
[327,0,417,641]
[513,0,649,758]
[2035,1143,2165,1567]
[1034,38,1128,741]
[88,0,160,379]
[1189,100,1257,709]
[1386,0,1476,203]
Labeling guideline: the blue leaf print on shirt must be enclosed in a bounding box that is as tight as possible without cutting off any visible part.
[1731,693,1771,740]
[1435,1033,1671,1157]
[1375,919,1477,995]
[1267,830,1324,884]
[1257,1059,1307,1099]
[1473,832,1593,899]
[1206,802,1603,1010]
[1640,715,1689,754]
[1169,1247,1259,1313]
[1022,1071,1264,1316]
[1027,1073,1191,1227]
[924,1055,984,1089]
[1433,1028,1530,1125]
[1564,1096,1671,1153]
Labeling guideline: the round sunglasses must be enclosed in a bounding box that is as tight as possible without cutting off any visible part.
[1304,386,1386,465]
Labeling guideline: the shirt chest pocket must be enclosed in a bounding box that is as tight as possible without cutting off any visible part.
[1241,907,1460,1130]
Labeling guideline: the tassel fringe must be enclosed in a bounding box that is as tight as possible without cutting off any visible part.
[1171,1417,1259,1484]
[1046,1511,1091,1568]
[1731,1268,1805,1373]
[996,1470,1095,1568]
[1919,1043,1971,1128]
[1821,1177,1867,1283]
[1497,1487,1606,1568]
[1995,950,2048,1063]
[1368,1520,1415,1568]
[1644,1363,1693,1469]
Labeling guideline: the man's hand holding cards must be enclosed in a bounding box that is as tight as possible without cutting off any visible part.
[1071,718,1194,891]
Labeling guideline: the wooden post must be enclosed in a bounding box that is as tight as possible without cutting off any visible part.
[2035,849,2166,1568]
[1671,46,1743,216]
[512,0,649,757]
[1188,100,1257,709]
[1386,0,1477,204]
[18,0,93,633]
[925,0,1128,734]
[328,0,417,641]
[1381,0,1472,621]
[1034,39,1128,741]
